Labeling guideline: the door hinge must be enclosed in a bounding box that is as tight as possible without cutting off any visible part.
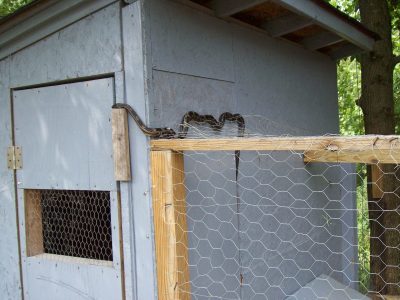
[7,146,22,170]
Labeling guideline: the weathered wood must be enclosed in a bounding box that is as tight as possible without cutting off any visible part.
[371,164,384,198]
[24,190,44,257]
[150,150,190,300]
[151,136,400,164]
[303,150,398,164]
[112,108,131,181]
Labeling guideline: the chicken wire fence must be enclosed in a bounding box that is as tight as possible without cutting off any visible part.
[24,189,113,265]
[150,121,400,300]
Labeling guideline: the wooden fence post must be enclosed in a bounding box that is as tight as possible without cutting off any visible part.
[150,150,190,300]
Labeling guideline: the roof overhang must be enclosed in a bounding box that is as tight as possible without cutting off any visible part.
[0,0,119,60]
[0,0,377,61]
[190,0,378,60]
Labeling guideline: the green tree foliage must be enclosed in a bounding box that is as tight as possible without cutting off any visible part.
[329,0,400,135]
[388,0,400,133]
[0,0,32,17]
[337,58,364,135]
[330,0,400,294]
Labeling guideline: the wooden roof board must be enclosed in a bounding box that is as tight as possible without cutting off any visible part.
[282,24,325,43]
[232,1,290,26]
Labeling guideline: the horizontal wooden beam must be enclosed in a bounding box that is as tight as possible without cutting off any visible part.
[274,0,375,51]
[262,14,313,37]
[212,0,268,17]
[328,43,363,60]
[301,32,344,50]
[303,150,398,164]
[151,136,400,164]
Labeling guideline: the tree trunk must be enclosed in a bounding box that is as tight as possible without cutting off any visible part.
[359,0,400,296]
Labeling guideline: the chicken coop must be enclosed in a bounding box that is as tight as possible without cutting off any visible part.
[0,0,398,300]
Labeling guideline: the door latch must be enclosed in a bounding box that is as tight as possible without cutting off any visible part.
[7,146,22,170]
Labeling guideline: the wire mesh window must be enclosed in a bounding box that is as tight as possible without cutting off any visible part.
[25,189,113,262]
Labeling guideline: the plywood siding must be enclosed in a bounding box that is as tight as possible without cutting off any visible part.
[143,0,355,298]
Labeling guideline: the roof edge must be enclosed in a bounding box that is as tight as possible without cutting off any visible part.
[0,0,119,60]
[310,0,379,41]
[0,0,54,33]
[275,0,377,52]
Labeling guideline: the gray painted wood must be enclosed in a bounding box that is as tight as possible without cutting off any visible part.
[0,4,124,299]
[232,24,339,134]
[213,0,268,17]
[121,2,157,300]
[17,191,123,300]
[0,0,119,60]
[149,0,235,82]
[288,274,368,299]
[144,1,357,298]
[114,70,136,300]
[339,164,359,288]
[14,79,123,300]
[14,79,115,191]
[302,32,344,51]
[9,3,122,88]
[275,0,375,51]
[262,14,313,37]
[151,70,235,129]
[0,0,363,298]
[0,58,23,300]
[185,152,240,299]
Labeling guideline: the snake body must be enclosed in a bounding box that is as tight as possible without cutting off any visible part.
[113,103,245,139]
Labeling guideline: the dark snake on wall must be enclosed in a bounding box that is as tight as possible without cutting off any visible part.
[112,103,245,139]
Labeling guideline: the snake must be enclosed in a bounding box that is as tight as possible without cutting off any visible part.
[112,103,245,139]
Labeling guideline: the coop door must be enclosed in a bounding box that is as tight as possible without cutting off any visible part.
[13,78,124,300]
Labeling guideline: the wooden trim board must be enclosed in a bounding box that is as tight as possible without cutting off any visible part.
[112,108,131,181]
[150,150,190,300]
[151,136,400,164]
[24,189,44,257]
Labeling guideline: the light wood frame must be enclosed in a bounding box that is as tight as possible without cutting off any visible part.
[151,135,400,164]
[151,150,190,300]
[150,135,400,299]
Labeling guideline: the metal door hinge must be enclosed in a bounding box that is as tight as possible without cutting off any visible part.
[7,146,22,170]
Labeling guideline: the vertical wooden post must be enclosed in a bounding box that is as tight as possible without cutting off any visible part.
[150,150,190,300]
[25,190,44,257]
[371,164,384,198]
[112,108,131,181]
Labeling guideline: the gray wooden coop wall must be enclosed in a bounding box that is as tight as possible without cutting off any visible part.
[143,0,358,298]
[0,0,359,299]
[0,3,137,299]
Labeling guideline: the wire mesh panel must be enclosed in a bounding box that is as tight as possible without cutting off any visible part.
[24,189,113,263]
[151,135,400,300]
